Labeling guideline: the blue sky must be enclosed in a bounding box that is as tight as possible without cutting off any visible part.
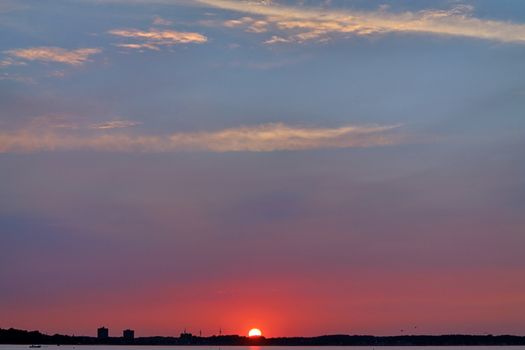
[1,0,525,337]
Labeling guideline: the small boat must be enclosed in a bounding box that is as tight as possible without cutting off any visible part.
[29,345,42,348]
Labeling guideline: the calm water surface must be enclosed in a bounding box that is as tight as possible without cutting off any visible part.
[2,347,525,350]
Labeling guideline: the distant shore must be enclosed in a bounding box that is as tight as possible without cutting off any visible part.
[2,328,525,346]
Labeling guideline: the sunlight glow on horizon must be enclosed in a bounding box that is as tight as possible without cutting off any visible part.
[1,0,524,337]
[248,328,263,337]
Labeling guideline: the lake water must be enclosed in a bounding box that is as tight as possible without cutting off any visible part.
[2,346,525,350]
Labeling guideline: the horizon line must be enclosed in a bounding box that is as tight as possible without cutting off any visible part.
[2,327,525,338]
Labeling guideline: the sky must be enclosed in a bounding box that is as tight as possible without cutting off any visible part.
[1,0,525,338]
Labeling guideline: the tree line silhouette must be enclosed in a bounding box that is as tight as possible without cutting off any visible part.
[2,328,525,346]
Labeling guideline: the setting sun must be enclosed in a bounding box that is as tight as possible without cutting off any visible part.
[248,328,262,337]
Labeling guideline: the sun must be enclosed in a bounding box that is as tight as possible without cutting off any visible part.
[248,328,262,337]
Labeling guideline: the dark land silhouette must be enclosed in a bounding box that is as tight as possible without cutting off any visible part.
[2,328,525,346]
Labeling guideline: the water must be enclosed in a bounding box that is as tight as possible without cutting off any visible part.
[2,346,525,350]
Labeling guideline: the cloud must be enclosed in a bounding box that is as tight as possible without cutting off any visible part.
[264,35,291,44]
[0,57,27,67]
[109,28,208,50]
[90,120,142,130]
[0,122,405,153]
[115,43,161,51]
[5,47,102,66]
[197,0,525,44]
[224,16,269,33]
[153,16,173,26]
[12,115,141,131]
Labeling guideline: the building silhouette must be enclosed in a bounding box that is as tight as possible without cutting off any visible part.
[123,329,134,340]
[180,332,194,345]
[97,327,109,339]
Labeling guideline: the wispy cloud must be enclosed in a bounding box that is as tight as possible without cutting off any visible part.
[109,28,208,50]
[13,115,141,131]
[90,120,142,130]
[197,0,525,44]
[5,47,102,66]
[115,43,161,51]
[0,122,405,153]
[224,16,269,33]
[0,57,27,67]
[153,16,173,26]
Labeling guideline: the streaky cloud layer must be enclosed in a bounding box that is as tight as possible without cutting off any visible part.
[0,123,404,153]
[5,47,102,66]
[89,120,142,130]
[109,28,208,50]
[197,0,525,44]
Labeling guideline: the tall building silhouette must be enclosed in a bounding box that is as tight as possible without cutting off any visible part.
[97,327,109,339]
[123,329,134,340]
